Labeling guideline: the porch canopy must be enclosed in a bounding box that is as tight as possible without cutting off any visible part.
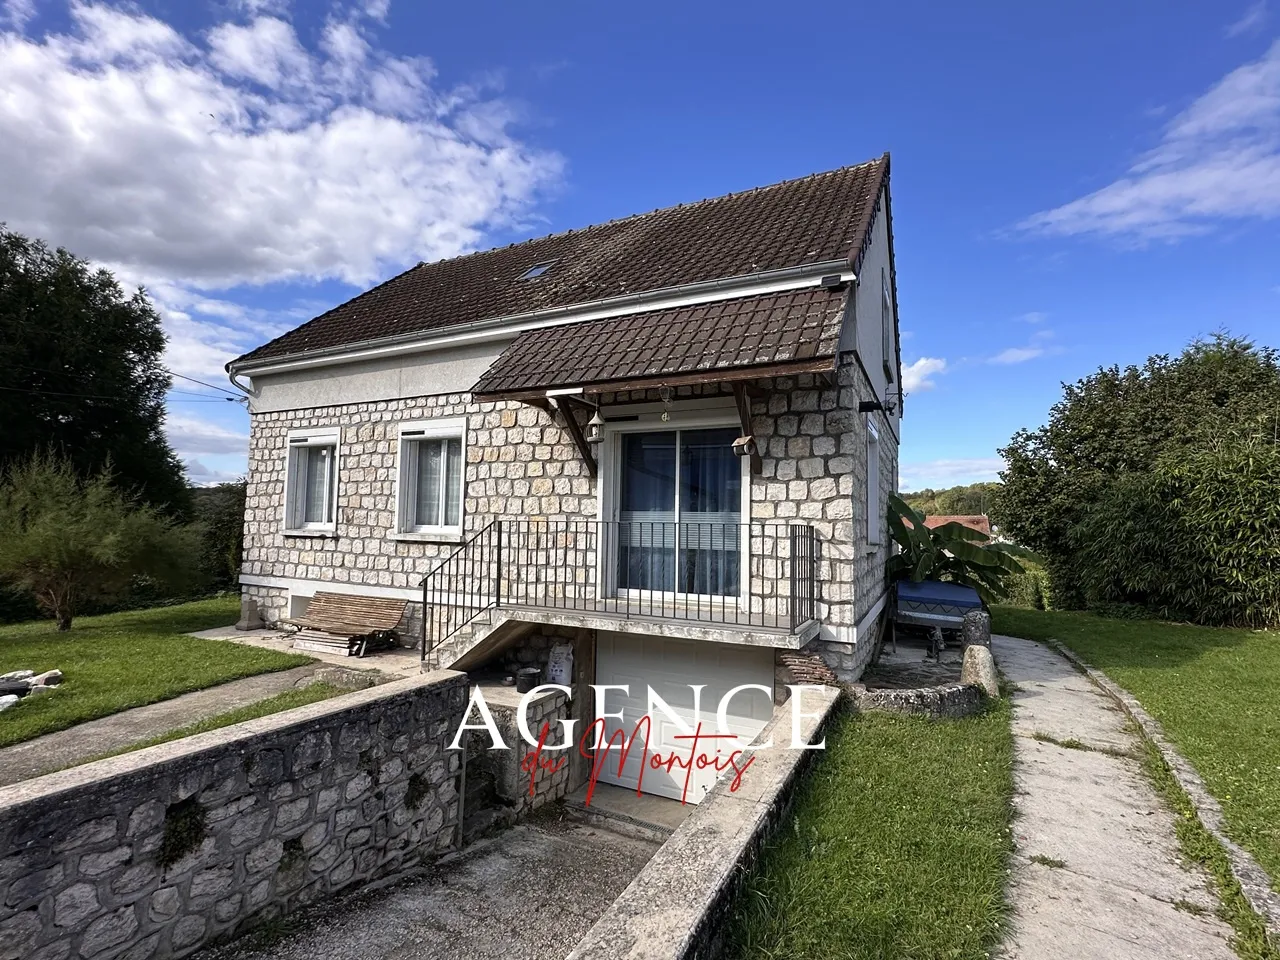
[469,286,847,402]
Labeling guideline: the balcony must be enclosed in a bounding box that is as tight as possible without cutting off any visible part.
[420,519,820,661]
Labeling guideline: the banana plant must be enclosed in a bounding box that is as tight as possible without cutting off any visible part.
[887,493,1037,605]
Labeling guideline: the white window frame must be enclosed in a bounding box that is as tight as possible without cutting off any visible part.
[881,268,895,383]
[394,417,468,540]
[866,417,881,545]
[596,404,751,604]
[284,427,341,536]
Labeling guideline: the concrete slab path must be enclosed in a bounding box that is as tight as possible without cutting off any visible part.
[0,665,322,786]
[188,626,423,676]
[202,819,659,960]
[994,634,1236,960]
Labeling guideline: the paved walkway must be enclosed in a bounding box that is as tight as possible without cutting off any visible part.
[202,820,659,960]
[0,665,322,786]
[993,635,1235,960]
[187,626,423,676]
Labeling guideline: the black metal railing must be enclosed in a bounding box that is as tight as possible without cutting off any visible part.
[421,520,820,661]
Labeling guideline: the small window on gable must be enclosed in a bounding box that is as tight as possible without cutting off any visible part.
[518,260,556,281]
[285,429,340,534]
[881,268,895,383]
[397,418,467,536]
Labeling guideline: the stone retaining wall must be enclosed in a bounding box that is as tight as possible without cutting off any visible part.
[0,671,468,960]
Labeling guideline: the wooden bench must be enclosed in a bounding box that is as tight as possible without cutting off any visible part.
[279,592,408,657]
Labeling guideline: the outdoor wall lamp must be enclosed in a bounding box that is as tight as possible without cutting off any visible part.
[586,407,604,445]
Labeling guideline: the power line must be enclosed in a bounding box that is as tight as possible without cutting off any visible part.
[163,369,240,398]
[0,383,241,404]
[0,358,242,399]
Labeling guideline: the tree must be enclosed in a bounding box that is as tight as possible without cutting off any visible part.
[998,334,1280,606]
[900,482,1003,528]
[0,454,200,630]
[191,480,247,589]
[887,494,1036,605]
[0,227,190,516]
[1071,436,1280,628]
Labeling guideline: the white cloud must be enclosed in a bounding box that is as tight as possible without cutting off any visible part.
[1226,1,1267,37]
[0,0,562,407]
[0,3,561,290]
[989,346,1045,364]
[1,0,35,29]
[902,357,947,391]
[166,414,249,458]
[183,458,244,486]
[899,457,1006,492]
[1017,311,1048,324]
[1020,40,1280,241]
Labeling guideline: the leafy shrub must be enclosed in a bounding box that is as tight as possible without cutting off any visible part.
[0,454,204,629]
[1003,561,1052,610]
[192,480,246,590]
[1000,334,1280,608]
[1072,436,1280,628]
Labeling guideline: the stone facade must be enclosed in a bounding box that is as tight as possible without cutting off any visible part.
[241,352,899,682]
[0,673,468,960]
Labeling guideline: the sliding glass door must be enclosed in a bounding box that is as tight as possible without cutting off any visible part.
[616,427,742,597]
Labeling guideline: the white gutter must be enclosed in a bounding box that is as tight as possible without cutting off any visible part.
[228,261,854,380]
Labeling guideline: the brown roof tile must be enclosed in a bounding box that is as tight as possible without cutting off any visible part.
[923,515,993,537]
[233,154,889,367]
[471,286,847,398]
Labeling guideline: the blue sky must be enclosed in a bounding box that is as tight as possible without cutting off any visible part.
[2,0,1278,489]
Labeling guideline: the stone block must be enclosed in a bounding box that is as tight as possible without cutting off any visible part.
[0,909,41,960]
[53,882,99,927]
[78,845,131,878]
[189,867,234,900]
[961,645,999,698]
[81,907,137,957]
[171,916,206,951]
[6,864,63,907]
[245,838,284,875]
[275,797,311,830]
[147,886,181,922]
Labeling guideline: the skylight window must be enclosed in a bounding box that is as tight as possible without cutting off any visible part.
[518,260,556,280]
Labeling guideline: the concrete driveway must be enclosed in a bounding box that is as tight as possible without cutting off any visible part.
[202,817,659,960]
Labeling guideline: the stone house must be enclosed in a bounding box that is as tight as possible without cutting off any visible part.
[229,153,903,804]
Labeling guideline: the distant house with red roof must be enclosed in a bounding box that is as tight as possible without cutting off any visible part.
[923,515,992,539]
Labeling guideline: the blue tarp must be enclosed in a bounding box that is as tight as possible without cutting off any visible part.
[896,580,983,609]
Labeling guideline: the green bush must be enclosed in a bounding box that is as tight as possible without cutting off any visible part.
[0,454,204,630]
[1002,561,1052,610]
[1072,436,1280,628]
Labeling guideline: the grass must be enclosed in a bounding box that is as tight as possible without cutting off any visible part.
[86,683,347,763]
[1029,854,1067,869]
[992,606,1280,897]
[1139,738,1279,959]
[725,701,1015,960]
[0,597,313,748]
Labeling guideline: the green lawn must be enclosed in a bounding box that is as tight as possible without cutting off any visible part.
[726,702,1015,960]
[992,606,1280,894]
[0,597,313,748]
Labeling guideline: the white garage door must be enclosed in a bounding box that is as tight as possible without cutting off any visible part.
[594,632,775,803]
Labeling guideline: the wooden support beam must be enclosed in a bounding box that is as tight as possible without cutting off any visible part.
[554,396,598,478]
[731,383,763,475]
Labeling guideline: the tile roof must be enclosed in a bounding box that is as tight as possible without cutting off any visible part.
[232,154,889,367]
[923,515,993,538]
[471,287,848,398]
